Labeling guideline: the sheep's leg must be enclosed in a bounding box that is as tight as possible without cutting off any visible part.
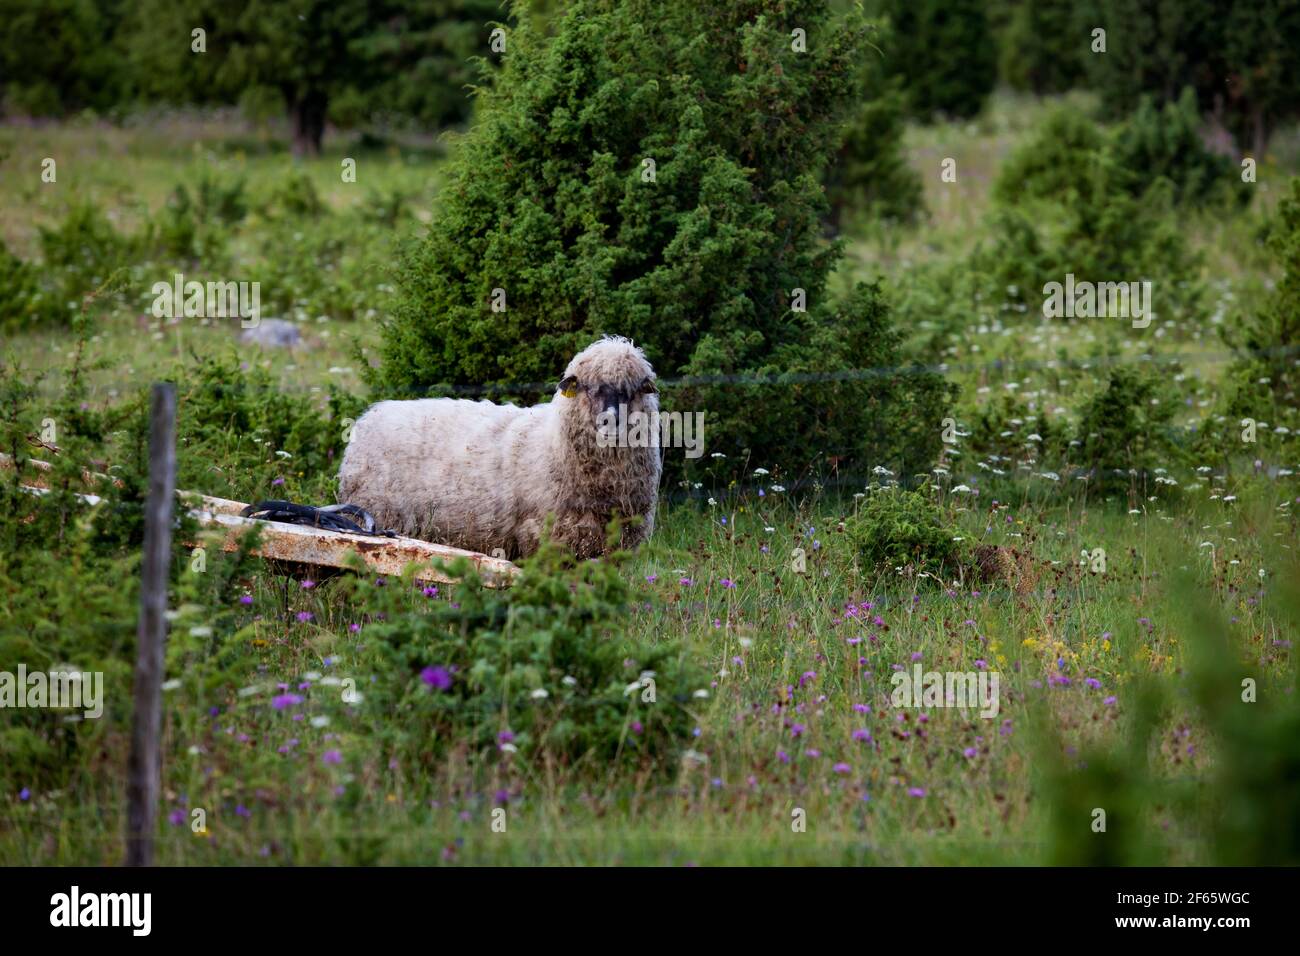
[619,520,650,551]
[551,512,606,560]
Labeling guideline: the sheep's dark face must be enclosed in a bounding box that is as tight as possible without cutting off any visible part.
[558,376,656,429]
[556,338,659,450]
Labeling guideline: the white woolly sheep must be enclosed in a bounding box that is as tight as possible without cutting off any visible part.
[337,336,662,560]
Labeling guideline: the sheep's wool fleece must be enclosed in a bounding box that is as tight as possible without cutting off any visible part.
[338,337,662,560]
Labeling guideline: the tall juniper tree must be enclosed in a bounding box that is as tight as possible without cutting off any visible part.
[372,0,953,483]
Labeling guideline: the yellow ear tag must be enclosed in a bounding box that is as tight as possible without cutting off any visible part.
[562,386,578,398]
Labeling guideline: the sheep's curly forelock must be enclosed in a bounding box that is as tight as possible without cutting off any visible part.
[562,335,655,392]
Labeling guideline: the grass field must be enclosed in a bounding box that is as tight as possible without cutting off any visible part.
[2,98,1298,866]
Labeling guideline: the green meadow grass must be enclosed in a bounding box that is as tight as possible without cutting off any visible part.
[3,487,1293,865]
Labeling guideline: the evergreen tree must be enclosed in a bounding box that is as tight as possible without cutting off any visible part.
[0,0,125,116]
[999,0,1087,95]
[374,0,952,480]
[126,0,501,154]
[823,20,924,230]
[1086,0,1300,156]
[876,0,996,120]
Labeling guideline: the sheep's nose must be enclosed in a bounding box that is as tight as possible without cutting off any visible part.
[602,394,621,423]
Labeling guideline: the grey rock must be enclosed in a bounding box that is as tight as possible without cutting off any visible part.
[240,319,301,349]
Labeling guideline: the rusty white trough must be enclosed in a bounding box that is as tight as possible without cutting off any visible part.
[2,453,519,588]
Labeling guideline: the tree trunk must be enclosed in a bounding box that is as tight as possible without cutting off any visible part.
[289,90,327,157]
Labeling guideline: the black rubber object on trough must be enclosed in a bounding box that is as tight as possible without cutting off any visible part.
[239,500,398,537]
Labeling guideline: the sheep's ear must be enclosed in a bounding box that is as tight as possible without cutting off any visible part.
[558,375,579,398]
[639,377,657,394]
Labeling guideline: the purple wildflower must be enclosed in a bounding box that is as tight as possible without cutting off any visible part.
[420,666,452,691]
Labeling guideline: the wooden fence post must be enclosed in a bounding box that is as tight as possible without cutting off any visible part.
[125,383,177,867]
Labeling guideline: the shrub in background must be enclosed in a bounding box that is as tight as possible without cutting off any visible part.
[992,109,1110,207]
[845,485,961,577]
[38,202,141,314]
[1111,89,1248,209]
[1073,365,1186,495]
[981,163,1205,325]
[0,241,64,333]
[151,184,233,264]
[254,217,389,322]
[1205,177,1300,462]
[995,97,1242,211]
[1228,179,1300,396]
[965,391,1072,474]
[259,168,326,219]
[671,281,955,485]
[194,170,250,226]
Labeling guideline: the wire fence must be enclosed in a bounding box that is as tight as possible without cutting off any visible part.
[11,337,1298,507]
[22,340,1300,399]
